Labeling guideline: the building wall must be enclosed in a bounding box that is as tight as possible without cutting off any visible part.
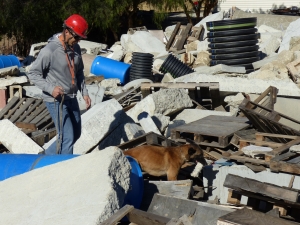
[218,0,300,13]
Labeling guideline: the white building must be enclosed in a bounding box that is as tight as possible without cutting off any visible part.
[218,0,300,13]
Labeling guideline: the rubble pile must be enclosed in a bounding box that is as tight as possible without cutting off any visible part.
[2,8,300,225]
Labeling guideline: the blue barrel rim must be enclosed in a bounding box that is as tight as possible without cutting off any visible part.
[7,55,21,67]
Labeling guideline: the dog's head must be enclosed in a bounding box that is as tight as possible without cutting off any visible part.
[185,138,207,165]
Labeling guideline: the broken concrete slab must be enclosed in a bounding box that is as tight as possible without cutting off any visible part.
[126,89,193,123]
[194,64,246,74]
[232,8,300,31]
[0,66,19,78]
[174,73,300,97]
[0,76,28,88]
[279,18,300,53]
[0,147,131,224]
[151,113,170,133]
[121,31,168,57]
[165,109,232,137]
[138,112,161,135]
[73,99,125,154]
[79,40,107,55]
[203,165,300,205]
[0,119,43,154]
[98,121,145,150]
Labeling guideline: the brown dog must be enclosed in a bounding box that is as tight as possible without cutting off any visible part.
[123,139,206,181]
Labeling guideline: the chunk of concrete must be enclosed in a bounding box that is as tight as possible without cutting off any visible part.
[194,64,246,74]
[252,53,278,69]
[100,78,123,95]
[0,147,131,224]
[108,44,124,61]
[151,113,170,132]
[138,112,161,135]
[0,76,28,88]
[0,66,19,78]
[279,18,300,53]
[161,73,174,82]
[121,31,168,57]
[79,40,107,55]
[259,34,281,56]
[0,119,43,154]
[98,122,145,150]
[73,99,125,154]
[29,42,47,57]
[127,89,193,123]
[290,145,300,153]
[165,109,232,137]
[174,73,300,97]
[224,93,246,116]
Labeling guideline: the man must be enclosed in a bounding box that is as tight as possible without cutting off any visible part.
[28,14,91,154]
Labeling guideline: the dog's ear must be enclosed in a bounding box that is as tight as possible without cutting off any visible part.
[188,148,196,155]
[186,138,195,144]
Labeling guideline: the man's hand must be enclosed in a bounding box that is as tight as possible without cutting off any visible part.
[83,95,91,109]
[52,86,64,98]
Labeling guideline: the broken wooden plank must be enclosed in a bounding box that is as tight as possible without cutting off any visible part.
[224,174,300,203]
[15,122,37,131]
[239,139,283,149]
[100,205,134,225]
[269,137,300,156]
[166,22,181,50]
[255,132,299,141]
[270,160,300,175]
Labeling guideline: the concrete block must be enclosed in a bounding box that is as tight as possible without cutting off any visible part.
[127,89,193,123]
[0,147,131,224]
[0,88,7,110]
[122,31,168,57]
[0,76,28,87]
[0,66,19,78]
[203,165,300,205]
[151,113,170,132]
[0,119,43,154]
[79,40,107,55]
[138,112,161,135]
[194,64,246,74]
[174,73,300,97]
[74,99,125,154]
[98,122,145,150]
[279,18,300,53]
[165,109,232,137]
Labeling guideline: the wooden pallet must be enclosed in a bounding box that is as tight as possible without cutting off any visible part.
[0,96,55,146]
[140,82,220,109]
[239,98,300,143]
[166,22,193,51]
[113,86,142,110]
[171,115,250,148]
[223,174,300,222]
[187,25,204,43]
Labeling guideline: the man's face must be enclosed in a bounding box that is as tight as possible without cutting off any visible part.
[66,29,82,46]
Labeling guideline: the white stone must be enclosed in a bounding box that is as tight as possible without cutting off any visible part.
[79,40,107,55]
[242,145,273,158]
[0,76,28,87]
[197,39,209,52]
[165,109,232,137]
[174,73,300,97]
[290,145,300,153]
[151,113,170,132]
[98,122,145,150]
[29,42,47,57]
[138,112,161,135]
[259,34,281,56]
[0,147,131,224]
[279,18,300,53]
[122,31,168,57]
[0,66,19,78]
[126,89,193,123]
[153,59,165,71]
[194,64,246,74]
[252,53,278,69]
[122,78,153,91]
[73,99,125,154]
[0,119,43,154]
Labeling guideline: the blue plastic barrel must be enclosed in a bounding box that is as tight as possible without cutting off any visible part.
[0,55,20,69]
[90,56,131,85]
[0,154,143,209]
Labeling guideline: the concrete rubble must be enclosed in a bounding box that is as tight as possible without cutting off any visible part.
[2,6,300,225]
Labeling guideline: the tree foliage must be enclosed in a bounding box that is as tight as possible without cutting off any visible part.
[0,0,218,56]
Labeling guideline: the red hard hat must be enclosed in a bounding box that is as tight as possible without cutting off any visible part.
[64,14,88,39]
